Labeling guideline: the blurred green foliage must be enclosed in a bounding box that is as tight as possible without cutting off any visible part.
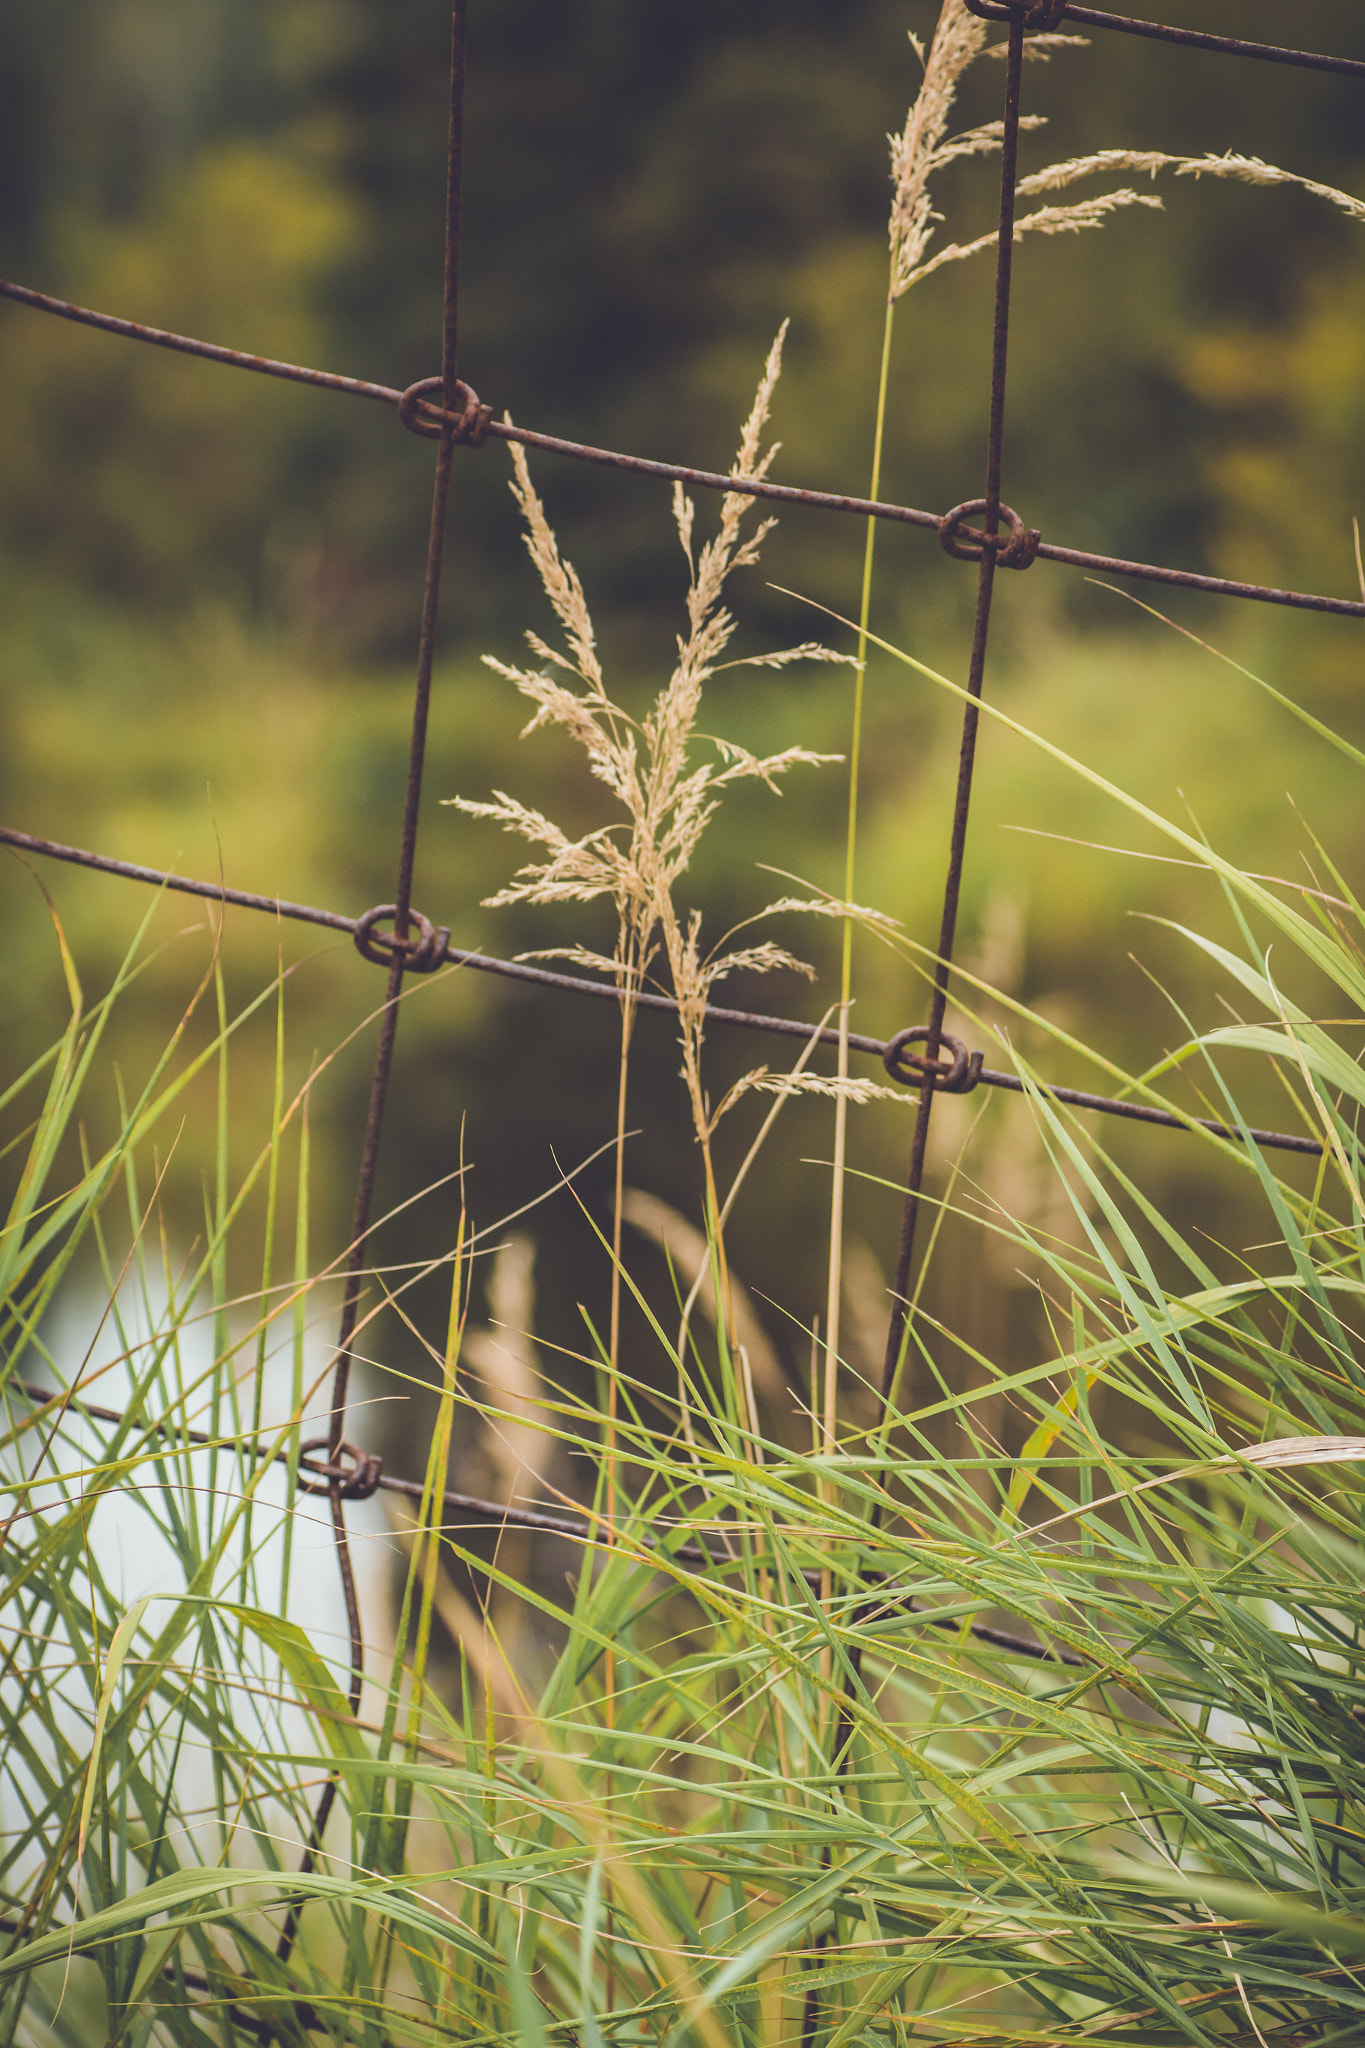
[1,0,1363,1442]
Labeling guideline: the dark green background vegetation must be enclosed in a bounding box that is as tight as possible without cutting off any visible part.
[2,1,1362,1452]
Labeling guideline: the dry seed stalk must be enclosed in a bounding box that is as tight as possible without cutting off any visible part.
[450,327,851,1439]
[824,0,1365,1477]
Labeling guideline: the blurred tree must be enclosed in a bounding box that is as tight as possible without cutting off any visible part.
[2,0,1360,629]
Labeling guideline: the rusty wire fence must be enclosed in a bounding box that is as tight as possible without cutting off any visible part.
[2,0,1364,2021]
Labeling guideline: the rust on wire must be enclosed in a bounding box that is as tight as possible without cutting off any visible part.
[1029,539,1365,614]
[295,1439,384,1501]
[883,1028,984,1096]
[881,8,1031,1403]
[352,901,451,973]
[0,824,1327,1158]
[3,278,1364,618]
[808,29,1035,2032]
[939,498,1040,571]
[0,824,355,930]
[7,1377,1081,1668]
[399,373,492,446]
[964,1,1365,79]
[274,0,474,1971]
[0,275,402,403]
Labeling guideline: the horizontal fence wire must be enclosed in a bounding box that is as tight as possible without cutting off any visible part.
[966,1,1365,78]
[1,276,1363,621]
[0,824,1327,1158]
[7,1376,1082,1667]
[2,4,1361,2028]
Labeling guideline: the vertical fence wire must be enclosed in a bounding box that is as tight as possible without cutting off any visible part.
[275,0,469,1968]
[803,23,1031,2038]
[880,6,1027,1399]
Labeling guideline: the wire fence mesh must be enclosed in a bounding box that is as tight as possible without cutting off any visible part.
[2,3,1362,2031]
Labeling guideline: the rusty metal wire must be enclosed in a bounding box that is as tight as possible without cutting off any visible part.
[1,1,1361,2023]
[966,1,1365,77]
[807,28,1031,2031]
[0,825,1327,1158]
[8,1376,1082,1668]
[274,0,472,1970]
[881,13,1029,1401]
[3,276,1363,621]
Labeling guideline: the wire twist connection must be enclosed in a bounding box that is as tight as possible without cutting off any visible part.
[296,1439,385,1501]
[939,498,1041,571]
[398,374,493,445]
[352,902,451,973]
[883,1027,985,1096]
[965,0,1070,25]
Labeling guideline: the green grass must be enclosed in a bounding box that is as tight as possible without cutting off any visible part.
[3,653,1365,2046]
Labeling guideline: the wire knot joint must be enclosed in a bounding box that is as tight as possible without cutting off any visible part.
[883,1027,984,1096]
[353,903,450,974]
[297,1438,383,1501]
[963,0,1069,26]
[939,499,1041,571]
[399,375,494,446]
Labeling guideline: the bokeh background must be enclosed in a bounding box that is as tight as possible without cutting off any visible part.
[2,0,1363,1465]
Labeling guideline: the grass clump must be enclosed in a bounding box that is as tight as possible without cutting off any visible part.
[7,559,1365,2048]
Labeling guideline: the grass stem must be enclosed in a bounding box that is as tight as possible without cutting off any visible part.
[824,296,896,1467]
